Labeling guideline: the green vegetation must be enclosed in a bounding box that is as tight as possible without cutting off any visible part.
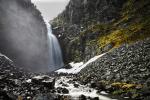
[98,21,150,48]
[111,82,143,98]
[52,15,66,27]
[69,37,83,62]
[79,0,150,50]
[77,0,150,99]
[94,81,143,98]
[111,82,142,89]
[52,0,150,66]
[112,89,126,95]
[112,88,141,98]
[89,80,143,98]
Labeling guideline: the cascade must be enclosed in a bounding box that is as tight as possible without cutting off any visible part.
[45,21,64,71]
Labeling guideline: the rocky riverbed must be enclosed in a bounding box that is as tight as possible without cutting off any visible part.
[0,53,123,100]
[0,46,150,100]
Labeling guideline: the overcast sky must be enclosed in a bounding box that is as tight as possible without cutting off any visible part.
[31,0,69,20]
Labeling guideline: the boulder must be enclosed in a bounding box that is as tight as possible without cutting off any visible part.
[64,64,72,69]
[90,81,97,88]
[32,75,55,89]
[79,95,86,100]
[91,97,99,100]
[74,83,79,88]
[56,87,69,94]
[62,88,69,94]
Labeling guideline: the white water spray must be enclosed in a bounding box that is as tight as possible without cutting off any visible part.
[45,21,64,71]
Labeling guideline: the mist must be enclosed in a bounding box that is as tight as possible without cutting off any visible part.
[0,0,50,72]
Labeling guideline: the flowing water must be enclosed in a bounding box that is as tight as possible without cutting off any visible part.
[45,21,64,71]
[55,76,116,100]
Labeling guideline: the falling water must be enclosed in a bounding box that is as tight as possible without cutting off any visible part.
[45,21,64,71]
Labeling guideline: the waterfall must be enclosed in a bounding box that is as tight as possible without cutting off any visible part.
[45,21,64,71]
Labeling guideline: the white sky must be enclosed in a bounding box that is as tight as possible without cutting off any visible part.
[32,0,69,2]
[31,0,69,20]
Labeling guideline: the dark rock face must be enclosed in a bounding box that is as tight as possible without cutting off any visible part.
[79,94,86,100]
[55,0,126,25]
[0,0,49,72]
[51,0,126,63]
[52,25,82,63]
[61,88,69,94]
[52,0,150,65]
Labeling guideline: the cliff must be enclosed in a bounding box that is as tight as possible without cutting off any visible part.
[51,0,126,63]
[52,0,150,99]
[52,0,150,63]
[0,0,50,72]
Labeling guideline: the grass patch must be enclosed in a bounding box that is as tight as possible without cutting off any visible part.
[111,82,143,89]
[98,19,150,48]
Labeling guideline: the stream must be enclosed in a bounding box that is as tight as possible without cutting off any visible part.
[54,76,117,100]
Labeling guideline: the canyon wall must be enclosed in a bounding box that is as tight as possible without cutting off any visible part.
[0,0,49,72]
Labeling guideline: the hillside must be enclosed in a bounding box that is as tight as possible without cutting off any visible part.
[51,0,150,99]
[52,0,150,63]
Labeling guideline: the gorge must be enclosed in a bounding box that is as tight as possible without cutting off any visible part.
[0,0,150,100]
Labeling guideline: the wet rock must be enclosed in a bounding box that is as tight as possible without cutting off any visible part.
[91,97,99,100]
[72,78,78,81]
[59,81,63,84]
[61,83,69,87]
[32,75,55,89]
[90,81,97,88]
[64,64,72,69]
[62,88,69,94]
[56,87,62,93]
[79,95,87,100]
[42,80,55,89]
[74,83,79,88]
[105,85,115,93]
[56,87,69,94]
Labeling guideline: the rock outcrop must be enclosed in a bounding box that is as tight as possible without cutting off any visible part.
[52,0,126,25]
[52,0,150,64]
[51,0,126,63]
[0,0,49,72]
